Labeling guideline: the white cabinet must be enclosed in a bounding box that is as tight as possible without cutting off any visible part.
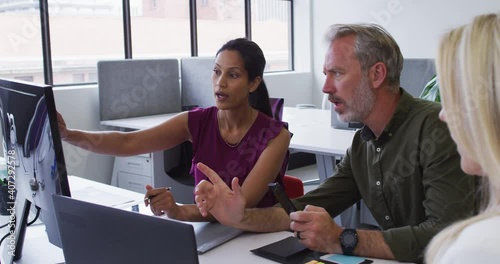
[111,154,153,193]
[117,171,152,194]
[110,149,195,204]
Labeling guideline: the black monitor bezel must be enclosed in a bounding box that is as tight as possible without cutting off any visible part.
[0,78,70,263]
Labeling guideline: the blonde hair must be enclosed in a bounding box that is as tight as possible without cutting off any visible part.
[426,13,500,263]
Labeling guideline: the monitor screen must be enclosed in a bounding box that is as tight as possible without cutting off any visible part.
[0,78,70,262]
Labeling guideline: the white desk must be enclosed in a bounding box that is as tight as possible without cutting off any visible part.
[100,112,178,130]
[283,107,356,182]
[284,107,355,156]
[0,176,402,264]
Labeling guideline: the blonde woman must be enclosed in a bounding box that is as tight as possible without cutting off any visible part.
[426,13,500,263]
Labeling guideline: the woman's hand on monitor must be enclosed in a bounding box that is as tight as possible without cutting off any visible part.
[56,111,68,140]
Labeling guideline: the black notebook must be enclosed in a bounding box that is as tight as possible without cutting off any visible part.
[251,236,313,263]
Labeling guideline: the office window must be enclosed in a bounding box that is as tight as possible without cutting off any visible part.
[2,0,294,88]
[72,73,85,83]
[88,72,97,82]
[49,1,124,85]
[14,76,34,82]
[252,0,292,71]
[0,4,44,83]
[197,0,245,57]
[132,1,190,59]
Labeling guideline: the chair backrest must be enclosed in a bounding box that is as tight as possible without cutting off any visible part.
[269,97,284,121]
[283,175,304,199]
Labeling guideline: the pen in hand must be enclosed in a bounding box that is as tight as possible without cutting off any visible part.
[144,187,172,201]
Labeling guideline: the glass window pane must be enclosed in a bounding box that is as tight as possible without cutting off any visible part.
[132,0,191,59]
[49,0,124,85]
[252,0,292,72]
[197,0,245,57]
[0,4,44,83]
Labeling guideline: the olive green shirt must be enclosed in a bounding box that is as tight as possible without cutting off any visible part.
[292,89,476,262]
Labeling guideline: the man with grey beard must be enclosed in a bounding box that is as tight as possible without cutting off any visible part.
[194,24,476,263]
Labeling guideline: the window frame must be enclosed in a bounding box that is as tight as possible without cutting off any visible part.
[33,0,294,86]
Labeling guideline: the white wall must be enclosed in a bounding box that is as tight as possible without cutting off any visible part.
[309,0,500,106]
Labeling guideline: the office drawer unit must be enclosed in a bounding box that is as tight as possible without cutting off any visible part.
[112,154,153,193]
[117,171,151,194]
[108,148,194,204]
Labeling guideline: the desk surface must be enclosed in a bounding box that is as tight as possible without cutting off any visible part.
[101,107,356,156]
[283,107,356,155]
[0,176,400,264]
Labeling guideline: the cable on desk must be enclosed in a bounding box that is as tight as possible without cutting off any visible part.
[27,206,41,226]
[0,207,41,249]
[0,232,10,247]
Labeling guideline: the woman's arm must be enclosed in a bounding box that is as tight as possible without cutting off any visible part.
[239,127,291,208]
[59,111,191,156]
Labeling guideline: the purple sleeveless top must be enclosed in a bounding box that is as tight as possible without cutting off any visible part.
[188,107,289,208]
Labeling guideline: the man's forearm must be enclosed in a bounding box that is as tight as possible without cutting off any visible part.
[177,204,216,222]
[355,230,395,260]
[237,207,290,232]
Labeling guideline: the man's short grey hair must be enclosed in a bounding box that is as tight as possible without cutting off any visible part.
[325,24,404,92]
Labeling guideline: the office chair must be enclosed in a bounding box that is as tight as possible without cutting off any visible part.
[269,98,304,198]
[283,175,304,199]
[269,97,284,122]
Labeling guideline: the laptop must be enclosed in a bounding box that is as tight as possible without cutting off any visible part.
[68,182,243,255]
[192,221,244,254]
[52,194,199,264]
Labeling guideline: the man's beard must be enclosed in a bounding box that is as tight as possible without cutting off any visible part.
[334,75,376,123]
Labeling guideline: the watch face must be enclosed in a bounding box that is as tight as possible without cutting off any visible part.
[341,229,358,247]
[342,234,356,245]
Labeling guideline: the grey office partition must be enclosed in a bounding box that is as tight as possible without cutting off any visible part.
[98,59,181,121]
[400,58,436,97]
[180,57,216,109]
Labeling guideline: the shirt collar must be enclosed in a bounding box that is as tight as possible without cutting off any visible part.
[360,88,413,141]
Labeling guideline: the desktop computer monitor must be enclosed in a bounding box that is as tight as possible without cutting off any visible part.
[0,78,70,263]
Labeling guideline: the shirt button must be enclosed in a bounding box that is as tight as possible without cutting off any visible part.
[376,147,381,152]
[385,215,390,220]
[376,181,381,186]
[388,133,393,137]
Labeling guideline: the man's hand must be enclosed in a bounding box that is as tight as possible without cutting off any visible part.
[289,205,343,254]
[194,162,246,227]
